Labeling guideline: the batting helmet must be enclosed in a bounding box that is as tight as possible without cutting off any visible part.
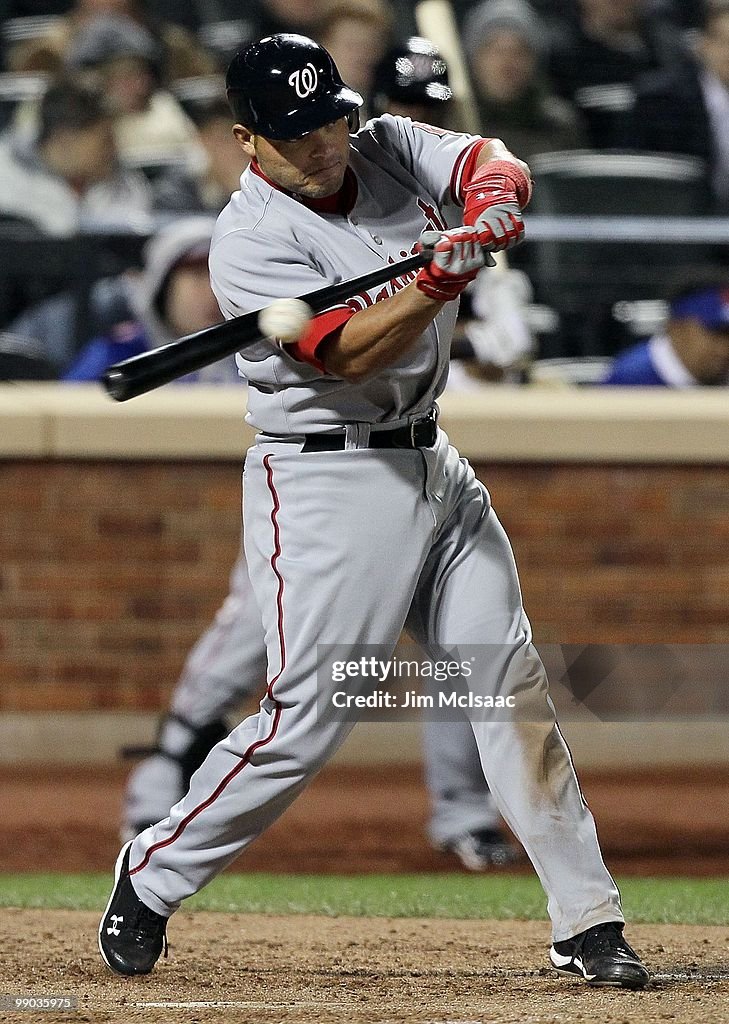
[226,33,363,140]
[371,37,452,117]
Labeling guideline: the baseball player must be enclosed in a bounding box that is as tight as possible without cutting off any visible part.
[122,37,517,873]
[99,33,649,988]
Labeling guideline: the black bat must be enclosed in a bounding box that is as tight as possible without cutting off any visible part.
[102,250,431,402]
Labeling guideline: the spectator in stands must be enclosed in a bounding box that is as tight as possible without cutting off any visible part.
[6,0,216,81]
[0,77,152,235]
[629,0,729,212]
[463,0,588,159]
[190,0,417,63]
[62,217,238,383]
[183,0,328,69]
[250,0,323,37]
[65,14,201,170]
[548,0,690,148]
[236,0,318,37]
[0,334,57,381]
[651,0,708,31]
[153,92,249,214]
[314,0,393,106]
[602,271,729,385]
[450,0,575,35]
[130,0,200,34]
[2,271,132,378]
[370,36,454,125]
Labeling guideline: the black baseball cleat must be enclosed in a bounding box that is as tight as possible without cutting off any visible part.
[435,828,523,870]
[98,841,168,976]
[550,921,650,989]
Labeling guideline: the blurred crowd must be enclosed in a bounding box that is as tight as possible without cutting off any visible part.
[0,0,727,386]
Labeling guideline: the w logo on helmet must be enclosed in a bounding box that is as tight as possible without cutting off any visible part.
[288,62,319,98]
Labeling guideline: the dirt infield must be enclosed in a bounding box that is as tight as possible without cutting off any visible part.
[2,763,729,875]
[3,764,729,1023]
[3,912,729,1024]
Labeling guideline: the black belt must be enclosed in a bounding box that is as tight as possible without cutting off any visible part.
[301,409,438,452]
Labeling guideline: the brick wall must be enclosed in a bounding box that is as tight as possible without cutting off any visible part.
[1,461,242,712]
[483,464,729,644]
[1,459,727,711]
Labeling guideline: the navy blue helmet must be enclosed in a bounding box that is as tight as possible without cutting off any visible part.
[226,33,363,140]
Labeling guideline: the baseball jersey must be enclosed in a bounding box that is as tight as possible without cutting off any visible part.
[209,114,482,435]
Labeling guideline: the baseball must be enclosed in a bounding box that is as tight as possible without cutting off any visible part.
[258,298,313,343]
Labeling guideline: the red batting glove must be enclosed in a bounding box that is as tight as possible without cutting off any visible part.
[462,159,532,252]
[415,227,486,302]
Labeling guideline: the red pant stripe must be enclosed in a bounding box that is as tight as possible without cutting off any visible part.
[129,454,286,876]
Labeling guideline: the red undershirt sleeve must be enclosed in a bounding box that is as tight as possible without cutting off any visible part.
[450,138,493,206]
[285,305,356,373]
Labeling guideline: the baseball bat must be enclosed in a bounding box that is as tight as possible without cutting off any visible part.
[103,249,430,402]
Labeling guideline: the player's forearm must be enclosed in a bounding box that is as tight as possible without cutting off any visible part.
[318,283,444,381]
[474,138,531,185]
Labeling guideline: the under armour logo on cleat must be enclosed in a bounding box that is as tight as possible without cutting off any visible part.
[107,915,123,936]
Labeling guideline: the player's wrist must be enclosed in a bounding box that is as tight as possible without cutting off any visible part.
[415,282,457,302]
[415,269,469,302]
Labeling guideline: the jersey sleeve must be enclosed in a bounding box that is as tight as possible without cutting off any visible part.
[209,225,355,374]
[365,114,487,213]
[209,227,331,322]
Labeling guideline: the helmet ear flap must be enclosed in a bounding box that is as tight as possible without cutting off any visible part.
[347,108,360,133]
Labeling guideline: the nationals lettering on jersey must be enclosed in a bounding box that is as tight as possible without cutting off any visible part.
[209,115,483,435]
[347,197,447,310]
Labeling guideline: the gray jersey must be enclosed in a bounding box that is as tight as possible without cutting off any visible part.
[209,115,481,434]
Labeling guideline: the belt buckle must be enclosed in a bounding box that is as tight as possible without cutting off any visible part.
[411,407,437,448]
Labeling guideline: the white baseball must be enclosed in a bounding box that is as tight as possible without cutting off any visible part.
[258,298,313,343]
